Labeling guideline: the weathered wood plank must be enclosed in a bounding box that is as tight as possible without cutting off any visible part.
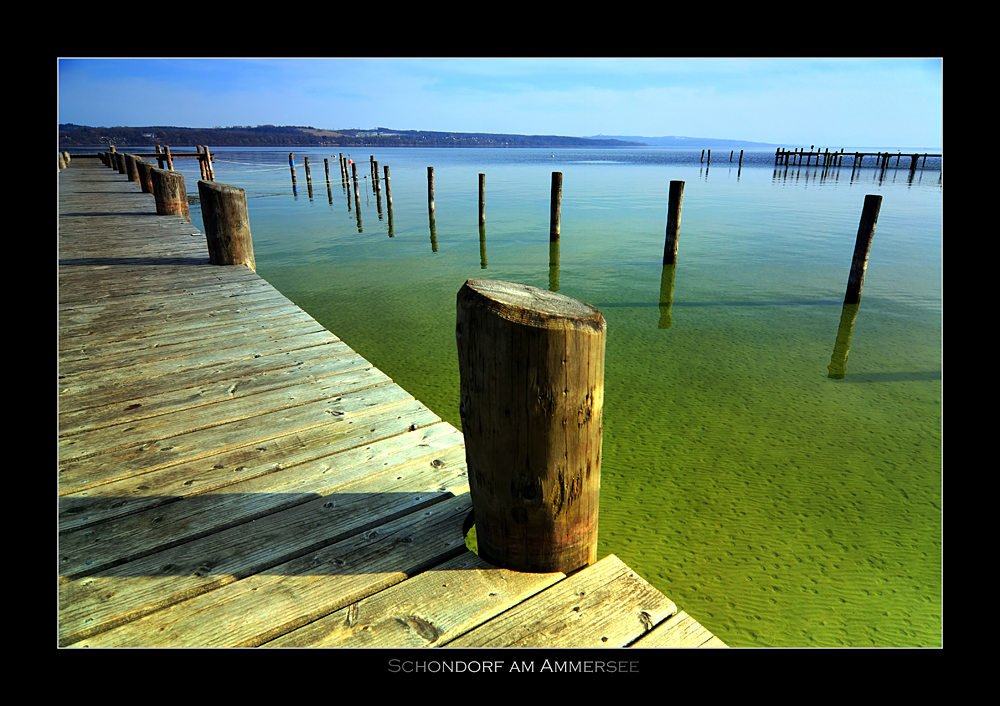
[444,554,677,648]
[58,340,353,415]
[59,348,370,436]
[58,399,444,533]
[266,549,563,648]
[627,610,728,648]
[58,330,341,397]
[59,424,465,577]
[58,447,470,646]
[71,494,474,648]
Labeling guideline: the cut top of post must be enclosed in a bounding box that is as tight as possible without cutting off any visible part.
[459,279,605,333]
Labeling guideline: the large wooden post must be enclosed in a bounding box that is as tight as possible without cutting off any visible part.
[662,180,685,265]
[198,180,256,273]
[456,278,606,574]
[549,172,562,241]
[843,195,882,304]
[150,168,190,222]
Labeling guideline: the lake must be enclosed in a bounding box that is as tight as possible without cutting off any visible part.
[166,145,940,647]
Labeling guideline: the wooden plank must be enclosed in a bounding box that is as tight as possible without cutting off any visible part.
[444,554,678,648]
[59,348,371,436]
[59,423,465,577]
[628,610,728,648]
[58,381,416,494]
[58,330,341,397]
[58,399,444,533]
[71,494,475,648]
[266,550,564,648]
[58,443,470,646]
[58,339,354,415]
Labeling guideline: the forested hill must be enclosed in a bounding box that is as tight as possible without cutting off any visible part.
[58,124,648,149]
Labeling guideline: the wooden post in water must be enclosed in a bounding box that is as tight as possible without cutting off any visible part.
[739,149,744,167]
[196,146,207,180]
[427,166,435,217]
[550,172,562,241]
[385,165,394,237]
[164,146,174,171]
[155,145,165,169]
[479,173,486,226]
[289,153,298,191]
[843,195,882,305]
[455,278,606,574]
[707,149,711,165]
[150,167,190,222]
[198,180,256,273]
[203,146,215,180]
[662,180,685,265]
[304,157,313,198]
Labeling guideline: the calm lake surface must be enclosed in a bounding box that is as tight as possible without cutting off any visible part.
[174,145,940,647]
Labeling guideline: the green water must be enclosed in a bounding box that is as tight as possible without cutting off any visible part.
[189,147,942,647]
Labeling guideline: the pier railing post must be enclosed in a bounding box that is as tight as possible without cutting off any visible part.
[150,167,191,222]
[136,159,155,194]
[456,278,606,574]
[843,195,882,304]
[198,180,256,273]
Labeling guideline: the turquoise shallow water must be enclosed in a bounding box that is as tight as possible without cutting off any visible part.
[181,146,941,647]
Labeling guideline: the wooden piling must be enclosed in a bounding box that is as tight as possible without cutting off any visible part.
[479,173,486,226]
[707,149,711,165]
[150,167,190,222]
[164,146,174,171]
[125,154,141,184]
[305,157,313,197]
[196,146,207,180]
[136,159,155,194]
[383,165,392,207]
[155,145,165,169]
[455,278,606,574]
[662,180,685,265]
[550,172,562,242]
[843,195,882,305]
[739,149,744,168]
[203,146,215,180]
[289,153,298,191]
[428,166,436,216]
[197,180,256,273]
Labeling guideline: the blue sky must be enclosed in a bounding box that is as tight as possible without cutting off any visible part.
[57,58,943,149]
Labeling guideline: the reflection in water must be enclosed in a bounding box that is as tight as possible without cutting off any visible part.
[548,239,560,291]
[479,224,487,268]
[658,263,677,329]
[827,302,860,379]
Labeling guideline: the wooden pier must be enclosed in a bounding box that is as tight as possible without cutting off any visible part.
[774,147,942,169]
[57,156,725,650]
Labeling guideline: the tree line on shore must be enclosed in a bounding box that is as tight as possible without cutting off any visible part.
[58,124,647,149]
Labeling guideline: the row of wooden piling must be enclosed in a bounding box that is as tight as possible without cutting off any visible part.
[775,147,940,171]
[698,149,744,167]
[93,149,256,273]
